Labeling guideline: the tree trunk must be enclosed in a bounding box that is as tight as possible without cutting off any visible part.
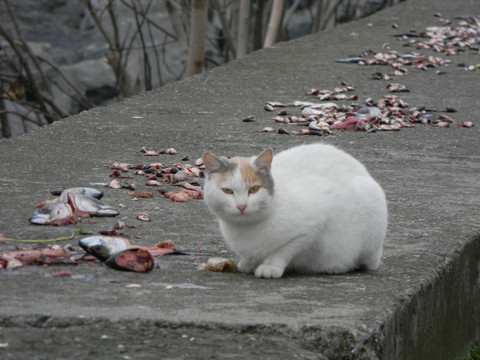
[186,0,209,76]
[0,87,12,138]
[236,0,251,58]
[263,0,284,48]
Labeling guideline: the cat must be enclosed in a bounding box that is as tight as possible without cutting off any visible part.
[203,143,387,279]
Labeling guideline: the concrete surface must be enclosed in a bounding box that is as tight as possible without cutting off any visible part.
[1,0,480,359]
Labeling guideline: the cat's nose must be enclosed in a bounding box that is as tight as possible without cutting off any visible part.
[237,204,247,214]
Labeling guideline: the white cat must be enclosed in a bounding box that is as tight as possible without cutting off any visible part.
[203,143,387,279]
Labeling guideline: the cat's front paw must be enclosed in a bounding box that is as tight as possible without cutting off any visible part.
[254,264,284,279]
[238,259,254,274]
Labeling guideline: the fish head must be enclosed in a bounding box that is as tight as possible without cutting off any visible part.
[29,202,73,225]
[79,236,131,261]
[71,194,119,217]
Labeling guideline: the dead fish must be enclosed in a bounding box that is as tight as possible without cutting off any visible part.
[391,32,421,38]
[29,201,77,226]
[335,57,365,63]
[386,83,409,92]
[79,235,132,262]
[104,248,154,273]
[136,213,151,221]
[159,148,179,155]
[241,115,255,122]
[308,102,338,109]
[112,162,132,172]
[292,101,318,107]
[371,72,391,80]
[145,180,162,186]
[308,121,330,131]
[260,127,276,132]
[266,101,286,107]
[276,109,291,116]
[138,146,160,156]
[354,106,382,119]
[264,103,275,111]
[106,179,122,189]
[64,193,119,217]
[50,187,103,200]
[276,128,289,134]
[461,121,475,127]
[121,182,136,191]
[301,107,325,117]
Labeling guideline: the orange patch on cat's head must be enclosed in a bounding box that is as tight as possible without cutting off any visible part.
[216,157,263,187]
[239,160,263,187]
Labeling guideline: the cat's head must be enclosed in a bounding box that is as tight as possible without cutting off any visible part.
[203,149,274,223]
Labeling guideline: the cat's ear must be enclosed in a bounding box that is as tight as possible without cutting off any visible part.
[203,152,227,174]
[254,149,273,174]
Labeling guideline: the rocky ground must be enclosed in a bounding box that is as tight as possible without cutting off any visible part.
[0,0,395,138]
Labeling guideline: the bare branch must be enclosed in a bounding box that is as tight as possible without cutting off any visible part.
[281,0,302,40]
[211,0,237,59]
[32,54,95,110]
[119,0,178,40]
[166,0,189,65]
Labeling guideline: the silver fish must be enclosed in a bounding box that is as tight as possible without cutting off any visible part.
[51,187,104,199]
[79,236,132,261]
[335,57,365,63]
[29,201,74,225]
[354,106,382,119]
[61,192,119,217]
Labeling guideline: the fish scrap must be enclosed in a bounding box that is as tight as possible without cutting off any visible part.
[29,188,119,226]
[337,15,480,79]
[138,146,179,156]
[198,257,238,273]
[108,158,204,203]
[400,16,480,55]
[78,236,178,273]
[257,87,473,134]
[0,244,75,270]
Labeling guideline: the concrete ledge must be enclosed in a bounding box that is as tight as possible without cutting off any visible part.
[1,0,479,358]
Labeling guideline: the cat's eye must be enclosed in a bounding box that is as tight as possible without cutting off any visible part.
[222,188,234,195]
[248,186,261,194]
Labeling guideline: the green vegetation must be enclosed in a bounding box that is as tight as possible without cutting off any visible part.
[461,345,480,360]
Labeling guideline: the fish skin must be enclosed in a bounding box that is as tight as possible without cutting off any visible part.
[335,57,365,63]
[29,202,74,225]
[50,187,104,199]
[79,236,132,261]
[63,192,119,217]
